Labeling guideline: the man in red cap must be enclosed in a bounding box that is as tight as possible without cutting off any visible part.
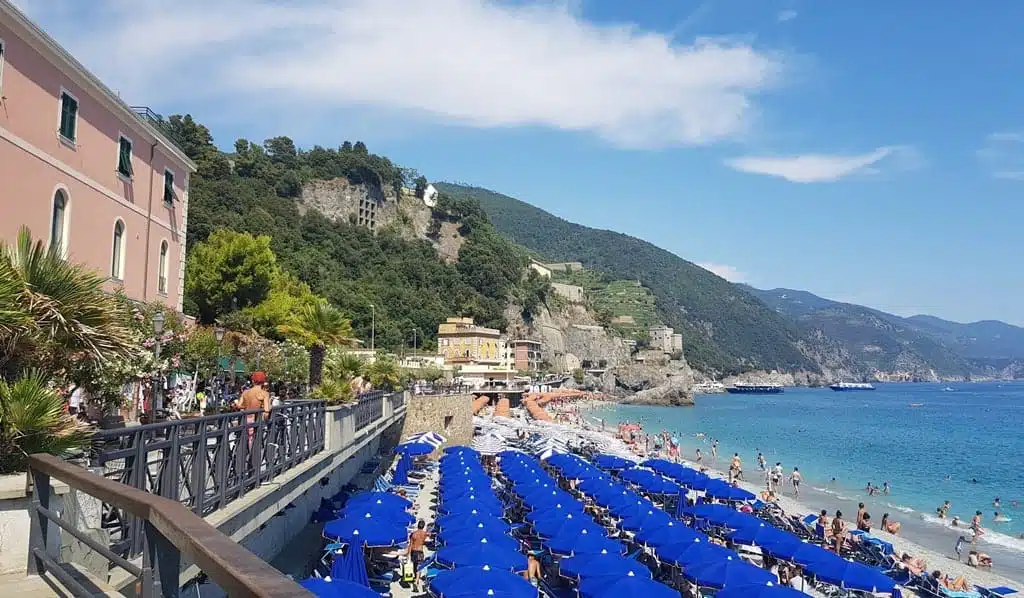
[235,371,271,441]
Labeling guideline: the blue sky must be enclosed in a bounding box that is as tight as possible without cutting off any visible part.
[20,0,1024,325]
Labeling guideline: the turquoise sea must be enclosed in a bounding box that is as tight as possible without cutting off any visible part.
[589,382,1024,576]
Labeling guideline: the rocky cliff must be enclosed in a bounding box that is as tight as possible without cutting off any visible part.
[506,301,695,406]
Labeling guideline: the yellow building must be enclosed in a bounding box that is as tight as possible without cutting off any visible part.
[437,317,505,365]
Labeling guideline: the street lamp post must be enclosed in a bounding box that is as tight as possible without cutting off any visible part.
[215,326,226,406]
[370,304,375,352]
[412,328,418,358]
[150,312,165,424]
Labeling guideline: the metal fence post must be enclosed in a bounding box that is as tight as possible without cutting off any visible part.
[26,468,51,575]
[144,520,181,598]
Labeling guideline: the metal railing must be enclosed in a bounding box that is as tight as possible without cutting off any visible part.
[354,390,384,431]
[89,401,325,558]
[27,453,310,598]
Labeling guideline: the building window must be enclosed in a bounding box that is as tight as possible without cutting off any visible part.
[50,190,67,254]
[58,90,78,143]
[158,241,168,294]
[0,39,5,94]
[163,169,175,206]
[110,220,125,280]
[117,135,134,178]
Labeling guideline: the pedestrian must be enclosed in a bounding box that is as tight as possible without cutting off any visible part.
[790,467,802,497]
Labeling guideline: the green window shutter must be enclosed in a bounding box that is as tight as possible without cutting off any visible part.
[163,171,176,204]
[118,138,133,176]
[59,93,78,140]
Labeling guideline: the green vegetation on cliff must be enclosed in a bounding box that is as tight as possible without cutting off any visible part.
[169,116,539,351]
[437,183,818,375]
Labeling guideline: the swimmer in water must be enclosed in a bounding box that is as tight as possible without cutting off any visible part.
[993,498,1001,508]
[883,481,891,495]
[993,511,1009,523]
[937,501,951,519]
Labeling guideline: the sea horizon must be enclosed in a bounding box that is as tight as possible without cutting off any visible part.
[587,381,1024,581]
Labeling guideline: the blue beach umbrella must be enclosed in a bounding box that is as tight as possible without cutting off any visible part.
[558,554,651,580]
[729,523,798,547]
[439,519,512,538]
[680,503,735,520]
[657,539,736,568]
[443,445,479,456]
[435,511,507,529]
[439,528,520,551]
[322,513,407,547]
[718,585,810,598]
[578,573,678,598]
[803,557,897,592]
[594,454,634,470]
[439,499,504,517]
[762,539,833,566]
[704,479,756,502]
[430,566,538,598]
[578,477,623,496]
[339,505,415,526]
[683,555,778,589]
[329,544,370,587]
[524,501,584,522]
[640,458,675,473]
[607,497,656,519]
[393,451,412,486]
[545,528,624,557]
[299,577,379,598]
[620,508,673,533]
[436,540,528,571]
[532,512,602,538]
[635,520,705,549]
[346,491,412,510]
[397,442,434,456]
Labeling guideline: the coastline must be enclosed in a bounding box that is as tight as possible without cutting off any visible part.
[562,401,1024,589]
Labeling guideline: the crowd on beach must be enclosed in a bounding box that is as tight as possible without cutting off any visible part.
[539,398,1022,593]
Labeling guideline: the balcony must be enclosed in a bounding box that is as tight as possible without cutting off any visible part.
[129,106,190,156]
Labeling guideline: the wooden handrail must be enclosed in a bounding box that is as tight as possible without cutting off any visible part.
[28,453,312,597]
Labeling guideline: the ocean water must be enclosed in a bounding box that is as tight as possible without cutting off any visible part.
[589,382,1024,570]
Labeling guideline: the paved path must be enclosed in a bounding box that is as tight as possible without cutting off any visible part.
[388,466,440,598]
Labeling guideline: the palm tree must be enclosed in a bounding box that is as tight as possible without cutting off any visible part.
[279,301,357,386]
[0,371,92,474]
[0,227,134,377]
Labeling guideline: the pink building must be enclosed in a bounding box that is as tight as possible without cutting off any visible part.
[0,1,196,311]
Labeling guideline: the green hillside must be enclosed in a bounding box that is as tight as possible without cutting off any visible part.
[437,183,818,375]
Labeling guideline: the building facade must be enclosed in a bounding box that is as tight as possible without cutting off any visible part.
[648,325,675,353]
[529,259,552,279]
[511,339,543,372]
[550,282,585,303]
[436,317,506,365]
[0,1,197,311]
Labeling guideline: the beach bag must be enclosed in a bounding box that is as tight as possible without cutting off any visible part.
[401,560,415,583]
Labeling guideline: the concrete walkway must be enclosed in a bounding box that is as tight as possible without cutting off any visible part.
[388,465,440,598]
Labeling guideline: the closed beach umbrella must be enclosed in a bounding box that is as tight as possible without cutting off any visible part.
[436,540,528,571]
[717,585,809,598]
[545,528,624,557]
[329,545,370,587]
[558,554,651,580]
[430,566,538,598]
[578,573,678,598]
[346,491,412,511]
[683,555,778,589]
[322,514,407,547]
[299,577,379,598]
[803,557,897,592]
[392,451,412,486]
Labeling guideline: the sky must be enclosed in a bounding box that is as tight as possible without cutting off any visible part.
[17,0,1024,326]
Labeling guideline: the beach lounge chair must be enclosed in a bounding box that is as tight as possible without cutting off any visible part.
[976,587,1019,598]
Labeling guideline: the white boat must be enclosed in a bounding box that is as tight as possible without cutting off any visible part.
[829,382,875,391]
[693,381,726,394]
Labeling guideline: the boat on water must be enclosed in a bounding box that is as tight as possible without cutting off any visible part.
[693,380,726,394]
[829,382,876,391]
[725,382,784,395]
[942,387,956,392]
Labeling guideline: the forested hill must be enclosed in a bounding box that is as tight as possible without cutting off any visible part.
[436,183,819,376]
[167,116,546,351]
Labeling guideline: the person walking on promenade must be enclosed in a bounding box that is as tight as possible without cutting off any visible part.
[234,371,271,442]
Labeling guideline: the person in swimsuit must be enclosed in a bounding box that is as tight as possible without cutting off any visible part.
[234,371,271,443]
[856,503,866,528]
[971,511,985,543]
[937,501,951,519]
[883,481,891,495]
[816,509,831,541]
[695,448,703,464]
[407,520,428,592]
[790,467,802,497]
[523,552,543,587]
[729,453,742,483]
[881,513,901,535]
[831,510,846,555]
[711,440,718,461]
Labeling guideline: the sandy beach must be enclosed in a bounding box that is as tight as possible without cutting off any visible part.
[551,400,1024,592]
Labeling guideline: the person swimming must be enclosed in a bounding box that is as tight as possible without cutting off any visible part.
[937,501,951,519]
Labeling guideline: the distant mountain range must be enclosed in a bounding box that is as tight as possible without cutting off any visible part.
[745,287,1024,379]
[439,182,1024,380]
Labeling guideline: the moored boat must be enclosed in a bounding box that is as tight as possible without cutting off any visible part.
[829,382,875,391]
[725,382,784,394]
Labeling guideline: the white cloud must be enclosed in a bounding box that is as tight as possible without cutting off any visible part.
[977,132,1024,180]
[22,0,783,148]
[724,146,919,183]
[698,263,747,283]
[777,9,798,22]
